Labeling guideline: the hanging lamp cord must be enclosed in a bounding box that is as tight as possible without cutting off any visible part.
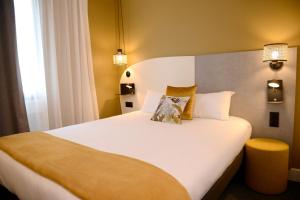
[116,0,121,51]
[120,0,126,53]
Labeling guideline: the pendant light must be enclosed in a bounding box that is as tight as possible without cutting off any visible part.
[113,0,127,66]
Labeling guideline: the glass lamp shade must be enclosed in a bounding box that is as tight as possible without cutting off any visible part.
[263,43,288,62]
[113,49,127,66]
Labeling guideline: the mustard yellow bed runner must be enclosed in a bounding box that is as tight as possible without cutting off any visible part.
[0,132,190,200]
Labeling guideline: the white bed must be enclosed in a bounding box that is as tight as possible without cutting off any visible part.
[0,111,251,200]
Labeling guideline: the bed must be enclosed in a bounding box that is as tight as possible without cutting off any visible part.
[0,111,251,200]
[2,47,296,199]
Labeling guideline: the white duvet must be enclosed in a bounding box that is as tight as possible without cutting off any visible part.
[0,111,251,200]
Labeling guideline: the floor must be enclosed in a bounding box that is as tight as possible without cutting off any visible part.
[1,175,299,200]
[221,175,300,200]
[0,185,18,200]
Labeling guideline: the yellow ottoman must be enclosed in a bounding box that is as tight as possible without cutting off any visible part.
[245,138,289,194]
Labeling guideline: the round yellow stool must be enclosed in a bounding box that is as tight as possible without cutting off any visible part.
[245,138,289,194]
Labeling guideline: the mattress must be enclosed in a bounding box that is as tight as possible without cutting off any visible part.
[0,111,251,200]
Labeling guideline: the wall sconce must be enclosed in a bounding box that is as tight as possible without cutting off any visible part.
[125,70,131,77]
[113,49,127,66]
[120,83,135,95]
[263,43,288,70]
[267,79,283,103]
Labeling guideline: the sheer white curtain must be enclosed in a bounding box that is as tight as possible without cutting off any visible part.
[14,0,50,131]
[14,0,99,131]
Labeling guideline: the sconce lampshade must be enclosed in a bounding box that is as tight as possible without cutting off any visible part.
[263,43,288,62]
[113,49,127,66]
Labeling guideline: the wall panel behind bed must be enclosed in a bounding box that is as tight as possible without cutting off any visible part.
[195,48,297,145]
[120,48,297,146]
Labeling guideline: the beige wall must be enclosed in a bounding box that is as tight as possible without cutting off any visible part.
[89,0,122,118]
[294,51,300,168]
[89,0,300,167]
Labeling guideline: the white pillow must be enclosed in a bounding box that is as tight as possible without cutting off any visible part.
[193,91,235,120]
[141,90,164,113]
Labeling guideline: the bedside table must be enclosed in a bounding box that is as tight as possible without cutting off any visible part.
[245,138,289,194]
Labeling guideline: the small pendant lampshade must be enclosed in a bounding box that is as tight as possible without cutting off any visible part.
[114,0,127,66]
[113,49,127,66]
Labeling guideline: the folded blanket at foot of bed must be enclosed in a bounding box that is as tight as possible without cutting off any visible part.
[0,132,190,200]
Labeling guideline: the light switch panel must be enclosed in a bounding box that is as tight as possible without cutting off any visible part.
[125,102,133,108]
[269,112,279,127]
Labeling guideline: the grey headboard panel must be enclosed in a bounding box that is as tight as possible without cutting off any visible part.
[195,48,297,145]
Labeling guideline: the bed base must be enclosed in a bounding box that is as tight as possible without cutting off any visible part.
[202,149,244,200]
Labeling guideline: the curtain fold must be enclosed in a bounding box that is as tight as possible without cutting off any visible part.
[0,0,29,136]
[39,0,99,128]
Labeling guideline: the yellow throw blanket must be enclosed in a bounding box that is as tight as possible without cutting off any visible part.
[0,132,191,200]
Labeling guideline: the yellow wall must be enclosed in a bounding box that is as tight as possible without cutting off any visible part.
[124,0,300,167]
[88,0,300,167]
[89,0,122,118]
[125,0,300,64]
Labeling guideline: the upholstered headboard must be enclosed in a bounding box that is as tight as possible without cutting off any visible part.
[195,48,297,145]
[120,48,297,145]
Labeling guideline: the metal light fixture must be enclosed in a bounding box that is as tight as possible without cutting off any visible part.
[267,79,283,103]
[263,43,288,70]
[113,0,127,66]
[125,70,131,77]
[120,83,135,95]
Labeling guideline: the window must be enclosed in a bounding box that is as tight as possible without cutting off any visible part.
[14,0,49,130]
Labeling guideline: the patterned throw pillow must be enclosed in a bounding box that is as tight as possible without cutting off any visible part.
[151,95,190,124]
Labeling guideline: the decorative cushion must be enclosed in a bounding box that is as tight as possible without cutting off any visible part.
[151,95,190,124]
[166,85,197,120]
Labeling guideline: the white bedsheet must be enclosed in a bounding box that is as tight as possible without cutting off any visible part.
[0,111,251,200]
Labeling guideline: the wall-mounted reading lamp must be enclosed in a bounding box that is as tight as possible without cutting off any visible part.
[267,79,283,103]
[125,70,131,77]
[120,83,135,95]
[263,43,287,103]
[263,43,288,70]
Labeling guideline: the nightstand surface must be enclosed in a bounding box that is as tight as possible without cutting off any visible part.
[246,138,289,151]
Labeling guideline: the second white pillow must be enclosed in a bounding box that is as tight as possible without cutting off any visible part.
[141,90,164,113]
[193,91,235,120]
